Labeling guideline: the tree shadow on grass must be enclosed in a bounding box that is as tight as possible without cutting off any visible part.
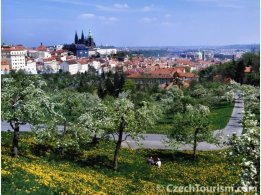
[77,155,113,169]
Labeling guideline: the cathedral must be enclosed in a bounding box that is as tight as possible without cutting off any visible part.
[74,30,96,48]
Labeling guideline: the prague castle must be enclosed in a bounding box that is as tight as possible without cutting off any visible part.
[74,30,96,48]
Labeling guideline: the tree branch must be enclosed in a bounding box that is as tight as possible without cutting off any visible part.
[121,134,130,142]
[9,121,15,130]
[111,133,117,144]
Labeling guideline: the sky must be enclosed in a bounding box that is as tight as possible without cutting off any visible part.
[1,0,260,47]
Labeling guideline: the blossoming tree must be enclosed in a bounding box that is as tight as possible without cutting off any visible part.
[1,75,54,157]
[81,92,159,170]
[170,104,215,159]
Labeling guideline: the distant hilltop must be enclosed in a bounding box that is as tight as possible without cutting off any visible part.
[117,44,260,51]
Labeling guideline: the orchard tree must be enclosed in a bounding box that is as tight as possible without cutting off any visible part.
[1,75,54,157]
[52,89,94,135]
[190,84,207,98]
[170,104,214,160]
[160,85,184,114]
[78,102,110,145]
[241,84,260,114]
[34,92,101,157]
[109,93,160,170]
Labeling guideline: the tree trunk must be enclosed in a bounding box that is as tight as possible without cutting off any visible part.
[11,123,20,158]
[113,117,125,170]
[63,121,67,136]
[192,128,199,160]
[61,121,67,156]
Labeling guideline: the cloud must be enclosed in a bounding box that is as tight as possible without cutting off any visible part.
[140,4,155,12]
[113,3,129,9]
[186,0,244,8]
[45,0,93,6]
[79,13,96,19]
[140,17,158,23]
[161,21,173,26]
[98,16,119,22]
[164,14,172,18]
[79,13,119,23]
[96,3,129,12]
[95,3,159,13]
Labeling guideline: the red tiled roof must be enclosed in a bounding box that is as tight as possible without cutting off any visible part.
[127,73,173,79]
[43,57,56,62]
[77,59,89,65]
[1,60,9,65]
[244,66,252,73]
[2,45,26,51]
[66,60,78,65]
[177,72,198,78]
[36,43,47,51]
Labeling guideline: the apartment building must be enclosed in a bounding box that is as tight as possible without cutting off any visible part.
[1,45,27,70]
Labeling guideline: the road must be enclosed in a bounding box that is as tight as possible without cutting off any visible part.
[1,122,64,131]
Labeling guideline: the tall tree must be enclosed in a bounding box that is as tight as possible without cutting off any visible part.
[97,82,106,99]
[1,74,54,157]
[170,104,213,160]
[122,79,135,92]
[113,72,120,97]
[109,93,159,170]
[235,60,245,84]
[105,77,114,96]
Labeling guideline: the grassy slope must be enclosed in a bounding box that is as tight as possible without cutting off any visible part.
[2,132,240,195]
[209,102,235,130]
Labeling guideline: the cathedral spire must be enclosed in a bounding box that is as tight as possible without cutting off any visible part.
[74,31,78,44]
[80,30,85,44]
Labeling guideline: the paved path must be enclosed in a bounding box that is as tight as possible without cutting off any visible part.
[121,94,244,151]
[1,122,64,131]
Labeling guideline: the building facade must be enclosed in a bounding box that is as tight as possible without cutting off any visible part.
[1,45,27,70]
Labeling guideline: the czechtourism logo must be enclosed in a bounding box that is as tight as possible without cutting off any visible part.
[156,184,257,193]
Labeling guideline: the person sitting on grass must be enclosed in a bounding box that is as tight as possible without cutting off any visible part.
[155,158,161,168]
[147,156,154,165]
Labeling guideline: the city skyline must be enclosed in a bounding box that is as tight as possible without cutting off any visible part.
[2,0,260,47]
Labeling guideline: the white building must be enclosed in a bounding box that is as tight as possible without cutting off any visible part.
[29,43,52,59]
[1,45,27,70]
[55,45,64,50]
[60,60,80,74]
[88,49,97,57]
[77,59,89,73]
[96,48,117,56]
[43,57,59,73]
[25,60,37,74]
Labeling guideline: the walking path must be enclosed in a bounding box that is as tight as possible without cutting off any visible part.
[121,94,244,151]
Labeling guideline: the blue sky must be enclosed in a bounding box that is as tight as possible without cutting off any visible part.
[2,0,260,47]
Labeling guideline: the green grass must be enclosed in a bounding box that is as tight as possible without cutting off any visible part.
[2,132,241,194]
[147,101,235,134]
[209,102,234,130]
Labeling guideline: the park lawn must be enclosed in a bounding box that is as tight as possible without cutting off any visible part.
[148,101,234,134]
[2,132,241,195]
[209,102,234,130]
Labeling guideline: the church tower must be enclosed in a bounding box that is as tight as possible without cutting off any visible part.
[74,31,79,44]
[80,30,85,44]
[86,30,96,48]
